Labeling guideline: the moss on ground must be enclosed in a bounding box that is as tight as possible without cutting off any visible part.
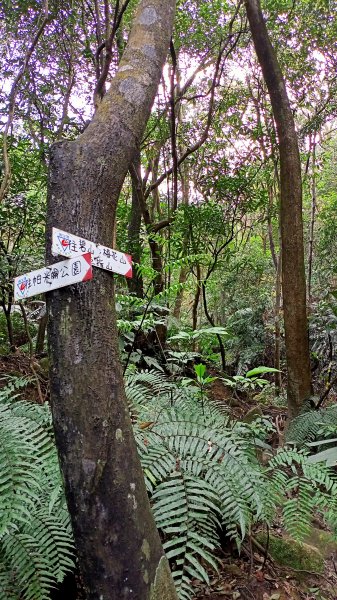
[256,532,324,573]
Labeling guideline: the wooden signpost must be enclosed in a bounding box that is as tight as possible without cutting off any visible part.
[14,229,132,301]
[52,228,133,278]
[14,253,93,300]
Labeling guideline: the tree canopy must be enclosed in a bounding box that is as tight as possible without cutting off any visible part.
[1,1,337,599]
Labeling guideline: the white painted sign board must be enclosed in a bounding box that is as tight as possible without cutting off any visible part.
[52,228,133,278]
[14,254,93,301]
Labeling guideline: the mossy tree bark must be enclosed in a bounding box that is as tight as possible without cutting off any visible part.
[244,0,312,419]
[46,1,178,599]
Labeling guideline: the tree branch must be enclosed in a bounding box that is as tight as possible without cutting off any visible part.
[0,1,50,204]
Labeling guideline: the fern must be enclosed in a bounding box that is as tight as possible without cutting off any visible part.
[127,370,337,597]
[2,368,336,600]
[0,375,33,399]
[125,369,171,408]
[268,448,337,540]
[286,404,337,446]
[0,390,75,600]
[134,394,274,599]
[153,473,219,600]
[285,405,337,467]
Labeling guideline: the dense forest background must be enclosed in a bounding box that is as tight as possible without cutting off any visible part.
[1,1,337,599]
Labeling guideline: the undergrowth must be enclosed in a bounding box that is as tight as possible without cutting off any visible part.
[0,381,75,600]
[128,370,337,600]
[1,370,337,600]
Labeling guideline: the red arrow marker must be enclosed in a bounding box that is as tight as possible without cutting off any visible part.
[125,254,133,279]
[83,253,93,281]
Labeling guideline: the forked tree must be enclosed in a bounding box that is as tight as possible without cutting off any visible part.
[46,1,178,598]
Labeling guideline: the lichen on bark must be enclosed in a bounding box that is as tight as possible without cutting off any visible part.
[149,557,179,600]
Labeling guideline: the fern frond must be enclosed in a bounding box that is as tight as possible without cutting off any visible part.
[130,370,337,597]
[0,406,43,531]
[137,404,273,579]
[152,472,220,599]
[268,448,337,540]
[2,533,53,600]
[283,477,313,539]
[25,508,75,583]
[0,399,75,600]
[286,405,337,446]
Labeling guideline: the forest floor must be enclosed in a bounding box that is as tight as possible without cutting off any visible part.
[195,552,337,600]
[1,353,337,600]
[193,536,337,600]
[193,377,337,600]
[0,351,49,403]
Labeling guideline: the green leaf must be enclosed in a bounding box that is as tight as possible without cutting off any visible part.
[307,438,337,447]
[194,364,206,379]
[246,366,280,378]
[308,447,337,466]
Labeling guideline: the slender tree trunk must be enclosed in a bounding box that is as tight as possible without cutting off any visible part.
[173,162,190,320]
[173,265,188,320]
[267,189,278,271]
[274,251,282,394]
[150,154,161,216]
[130,165,164,295]
[46,2,178,599]
[245,0,312,419]
[127,149,144,298]
[201,282,226,371]
[35,311,48,355]
[192,264,201,332]
[307,141,317,307]
[3,304,15,351]
[267,188,282,393]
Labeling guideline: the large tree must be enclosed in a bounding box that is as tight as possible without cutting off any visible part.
[244,0,312,419]
[46,1,178,599]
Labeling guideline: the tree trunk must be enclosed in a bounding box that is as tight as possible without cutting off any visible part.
[2,303,15,351]
[173,163,190,320]
[274,251,282,394]
[130,160,165,296]
[192,264,201,332]
[46,1,178,599]
[307,140,317,307]
[127,149,144,298]
[173,265,188,320]
[244,0,312,419]
[35,310,48,355]
[201,282,226,371]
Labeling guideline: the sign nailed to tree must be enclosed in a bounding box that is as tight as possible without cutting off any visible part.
[14,254,93,300]
[52,228,133,278]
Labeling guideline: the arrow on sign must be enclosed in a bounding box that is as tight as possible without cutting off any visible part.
[14,254,92,300]
[52,228,132,278]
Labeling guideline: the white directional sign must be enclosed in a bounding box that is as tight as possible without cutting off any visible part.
[52,228,132,278]
[14,254,93,301]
